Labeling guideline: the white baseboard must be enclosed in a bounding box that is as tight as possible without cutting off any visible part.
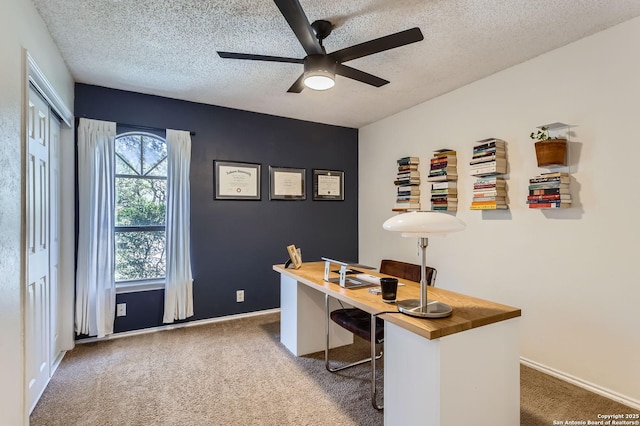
[50,351,66,376]
[30,351,67,414]
[77,308,281,344]
[520,357,640,410]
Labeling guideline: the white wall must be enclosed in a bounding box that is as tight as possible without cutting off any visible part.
[0,0,74,423]
[359,16,640,407]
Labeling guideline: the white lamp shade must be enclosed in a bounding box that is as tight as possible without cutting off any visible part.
[383,211,466,237]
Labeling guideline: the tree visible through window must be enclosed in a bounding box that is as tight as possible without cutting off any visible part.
[115,132,167,283]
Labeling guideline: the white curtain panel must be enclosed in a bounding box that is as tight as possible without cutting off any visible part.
[163,129,194,323]
[75,118,116,337]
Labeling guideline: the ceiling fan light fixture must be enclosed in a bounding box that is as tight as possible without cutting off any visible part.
[304,74,335,90]
[303,55,336,90]
[218,1,425,94]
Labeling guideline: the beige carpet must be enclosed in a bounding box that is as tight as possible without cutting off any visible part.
[31,312,637,426]
[520,365,638,426]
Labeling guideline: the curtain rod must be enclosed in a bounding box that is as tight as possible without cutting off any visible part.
[118,122,196,136]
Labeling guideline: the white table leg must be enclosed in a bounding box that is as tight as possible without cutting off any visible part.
[280,274,353,356]
[384,318,520,425]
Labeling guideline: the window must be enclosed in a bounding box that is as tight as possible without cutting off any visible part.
[114,132,167,285]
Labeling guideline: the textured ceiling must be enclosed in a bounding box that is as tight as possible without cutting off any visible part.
[32,0,640,128]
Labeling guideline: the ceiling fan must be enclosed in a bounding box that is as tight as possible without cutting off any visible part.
[217,0,424,93]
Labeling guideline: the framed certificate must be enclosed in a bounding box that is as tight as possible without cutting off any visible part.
[269,166,306,200]
[214,160,261,200]
[313,169,344,201]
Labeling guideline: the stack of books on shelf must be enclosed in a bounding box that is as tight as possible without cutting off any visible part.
[427,149,458,182]
[395,184,421,211]
[470,177,508,210]
[470,138,506,177]
[431,181,457,211]
[393,156,420,211]
[427,149,458,211]
[527,172,571,209]
[470,138,508,210]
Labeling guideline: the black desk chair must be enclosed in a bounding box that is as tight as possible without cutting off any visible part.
[324,259,437,410]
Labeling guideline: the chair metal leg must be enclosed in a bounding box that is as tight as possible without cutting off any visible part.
[325,293,381,372]
[325,294,383,410]
[370,312,383,410]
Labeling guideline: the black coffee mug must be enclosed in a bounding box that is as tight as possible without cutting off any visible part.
[380,277,398,303]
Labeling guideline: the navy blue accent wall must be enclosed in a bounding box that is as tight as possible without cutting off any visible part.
[75,84,359,333]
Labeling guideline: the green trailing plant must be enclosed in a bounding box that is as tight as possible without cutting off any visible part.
[530,126,550,141]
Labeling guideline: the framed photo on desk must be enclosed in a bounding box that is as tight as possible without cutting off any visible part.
[313,169,344,201]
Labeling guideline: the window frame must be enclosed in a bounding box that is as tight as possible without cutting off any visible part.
[114,131,168,292]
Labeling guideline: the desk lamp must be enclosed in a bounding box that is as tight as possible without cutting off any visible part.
[383,211,466,318]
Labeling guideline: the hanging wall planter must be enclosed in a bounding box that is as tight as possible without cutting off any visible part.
[530,127,567,167]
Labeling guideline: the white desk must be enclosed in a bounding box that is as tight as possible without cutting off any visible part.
[274,262,521,425]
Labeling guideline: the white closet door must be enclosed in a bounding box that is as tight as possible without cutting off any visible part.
[26,87,51,412]
[49,115,62,366]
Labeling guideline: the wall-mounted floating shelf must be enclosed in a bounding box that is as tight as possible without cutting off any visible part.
[470,138,508,210]
[393,156,421,212]
[539,122,569,131]
[528,122,573,209]
[427,149,458,211]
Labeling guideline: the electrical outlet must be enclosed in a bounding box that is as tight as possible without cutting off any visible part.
[236,290,245,303]
[116,303,127,317]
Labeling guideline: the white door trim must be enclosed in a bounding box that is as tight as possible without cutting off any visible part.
[26,51,73,127]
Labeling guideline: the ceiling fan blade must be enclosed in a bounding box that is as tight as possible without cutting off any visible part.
[330,27,424,63]
[217,51,303,64]
[335,64,389,87]
[287,73,306,93]
[273,0,323,56]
